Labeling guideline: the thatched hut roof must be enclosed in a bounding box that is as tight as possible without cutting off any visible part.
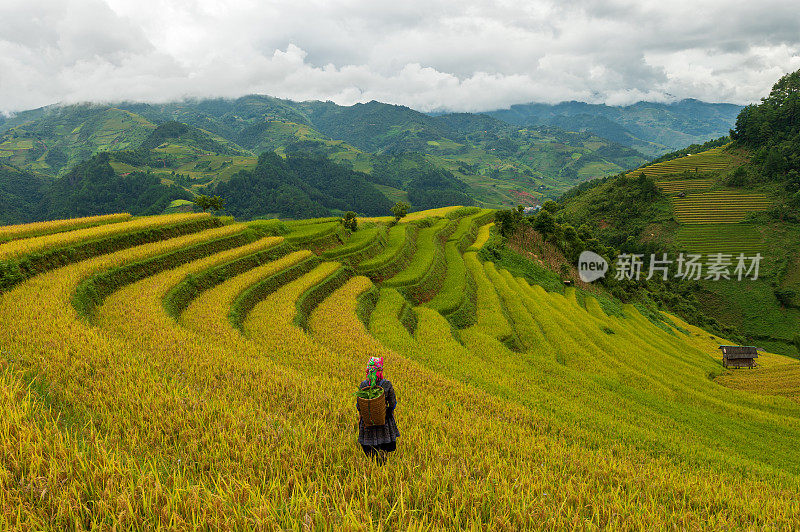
[718,345,759,360]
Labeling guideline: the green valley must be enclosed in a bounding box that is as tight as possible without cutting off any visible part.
[1,96,712,225]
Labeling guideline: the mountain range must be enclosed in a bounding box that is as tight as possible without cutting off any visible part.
[0,96,741,223]
[486,99,742,156]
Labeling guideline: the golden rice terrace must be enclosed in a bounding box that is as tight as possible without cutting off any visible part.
[1,208,800,529]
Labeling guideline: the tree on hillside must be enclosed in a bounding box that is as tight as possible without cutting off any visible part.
[495,205,524,237]
[731,69,800,177]
[195,194,225,212]
[531,209,556,236]
[341,211,358,231]
[728,68,800,214]
[391,201,410,222]
[542,200,559,213]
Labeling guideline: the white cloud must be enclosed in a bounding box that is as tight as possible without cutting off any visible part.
[1,0,799,114]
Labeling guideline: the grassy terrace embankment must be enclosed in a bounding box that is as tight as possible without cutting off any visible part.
[424,209,494,326]
[381,217,453,303]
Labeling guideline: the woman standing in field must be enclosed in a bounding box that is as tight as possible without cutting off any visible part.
[357,357,399,465]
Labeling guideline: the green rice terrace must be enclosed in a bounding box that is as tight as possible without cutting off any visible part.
[620,145,800,358]
[1,208,800,528]
[671,191,772,224]
[625,146,737,179]
[631,145,774,240]
[673,224,768,255]
[655,177,715,194]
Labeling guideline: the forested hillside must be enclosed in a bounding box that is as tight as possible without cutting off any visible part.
[551,69,800,357]
[730,69,800,210]
[113,97,651,200]
[207,153,393,219]
[0,96,739,224]
[0,155,192,224]
[0,164,49,225]
[0,106,155,173]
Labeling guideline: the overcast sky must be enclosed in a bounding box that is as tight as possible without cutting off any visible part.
[1,0,799,114]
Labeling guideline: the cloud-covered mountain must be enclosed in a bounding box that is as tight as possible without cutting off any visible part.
[1,1,798,114]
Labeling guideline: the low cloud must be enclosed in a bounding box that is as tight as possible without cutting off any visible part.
[1,0,799,114]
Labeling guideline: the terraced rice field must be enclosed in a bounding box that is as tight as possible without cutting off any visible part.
[674,224,767,254]
[0,212,213,262]
[2,209,800,529]
[626,146,734,179]
[285,219,345,252]
[0,213,133,243]
[423,211,493,326]
[382,218,452,302]
[656,177,715,194]
[359,206,463,224]
[671,190,772,224]
[716,351,800,403]
[356,223,417,281]
[469,221,494,251]
[322,224,386,265]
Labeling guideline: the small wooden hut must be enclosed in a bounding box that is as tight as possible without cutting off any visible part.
[718,345,758,369]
